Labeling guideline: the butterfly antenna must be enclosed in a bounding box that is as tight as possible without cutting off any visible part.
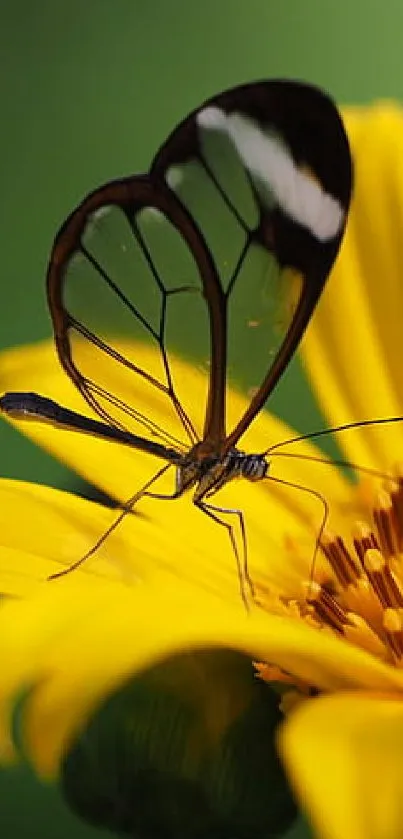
[265,415,403,455]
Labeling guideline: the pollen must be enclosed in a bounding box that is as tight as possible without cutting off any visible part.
[258,471,403,689]
[312,475,403,665]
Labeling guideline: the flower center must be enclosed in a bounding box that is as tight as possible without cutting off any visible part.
[256,473,403,692]
[302,475,403,665]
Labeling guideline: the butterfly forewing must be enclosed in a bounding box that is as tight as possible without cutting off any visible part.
[151,80,352,448]
[47,177,222,451]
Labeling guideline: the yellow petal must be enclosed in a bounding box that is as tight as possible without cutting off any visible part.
[0,478,151,590]
[302,105,403,469]
[0,546,68,597]
[0,577,403,776]
[279,691,403,839]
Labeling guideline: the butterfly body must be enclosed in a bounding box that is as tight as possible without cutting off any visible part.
[176,445,268,501]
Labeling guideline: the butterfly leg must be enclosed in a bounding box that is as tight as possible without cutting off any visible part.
[48,463,174,581]
[195,499,254,609]
[265,473,329,595]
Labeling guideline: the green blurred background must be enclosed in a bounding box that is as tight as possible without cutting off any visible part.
[0,1,402,836]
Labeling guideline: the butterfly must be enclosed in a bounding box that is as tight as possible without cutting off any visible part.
[0,80,353,596]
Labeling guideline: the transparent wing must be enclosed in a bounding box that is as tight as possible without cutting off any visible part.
[151,80,352,448]
[47,175,224,452]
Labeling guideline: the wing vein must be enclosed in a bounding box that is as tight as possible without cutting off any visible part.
[80,244,159,342]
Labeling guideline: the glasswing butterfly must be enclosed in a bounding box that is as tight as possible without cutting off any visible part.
[0,80,353,597]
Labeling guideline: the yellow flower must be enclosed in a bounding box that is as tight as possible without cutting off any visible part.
[1,102,403,839]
